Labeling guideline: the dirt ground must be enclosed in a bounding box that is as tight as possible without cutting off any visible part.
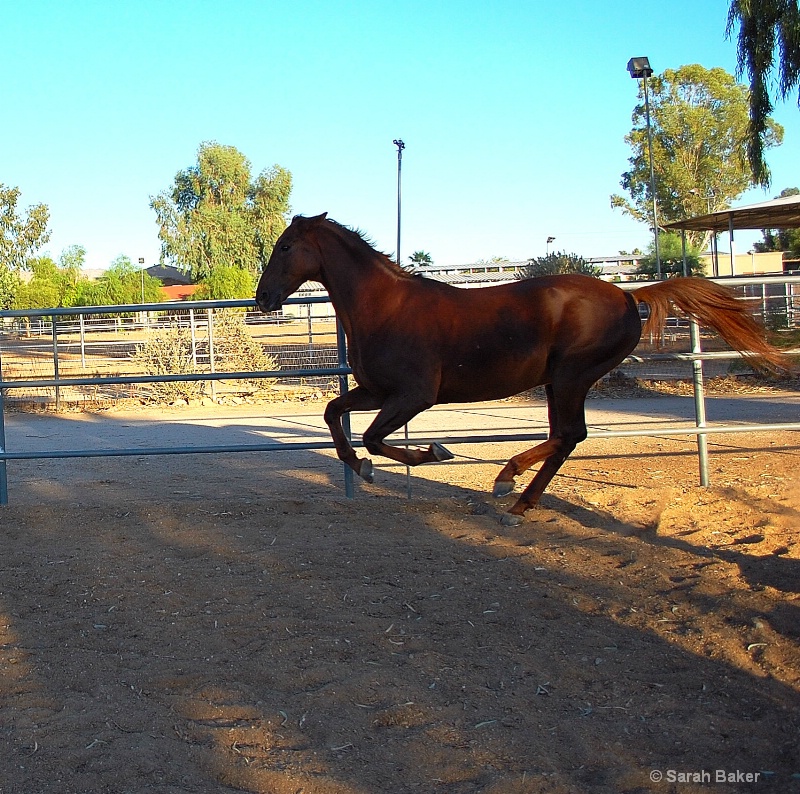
[0,396,799,793]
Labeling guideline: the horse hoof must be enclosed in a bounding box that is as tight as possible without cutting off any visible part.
[431,442,454,462]
[492,480,515,498]
[359,459,374,483]
[500,512,524,527]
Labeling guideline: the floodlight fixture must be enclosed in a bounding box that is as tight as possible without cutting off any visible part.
[626,57,653,79]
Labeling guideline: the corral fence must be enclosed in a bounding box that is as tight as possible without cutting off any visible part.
[0,276,799,505]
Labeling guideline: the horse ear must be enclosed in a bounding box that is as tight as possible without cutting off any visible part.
[290,212,328,227]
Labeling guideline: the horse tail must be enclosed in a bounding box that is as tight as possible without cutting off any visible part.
[630,277,790,373]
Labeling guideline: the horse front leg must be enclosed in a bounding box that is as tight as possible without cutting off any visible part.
[362,395,454,468]
[323,387,381,482]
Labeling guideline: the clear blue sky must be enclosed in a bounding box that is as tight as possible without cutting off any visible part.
[3,1,798,272]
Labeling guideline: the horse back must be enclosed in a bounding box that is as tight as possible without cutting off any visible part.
[347,274,642,404]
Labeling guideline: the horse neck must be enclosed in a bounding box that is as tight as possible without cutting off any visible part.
[317,234,403,332]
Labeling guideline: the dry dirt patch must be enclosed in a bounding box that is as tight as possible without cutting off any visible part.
[0,404,798,793]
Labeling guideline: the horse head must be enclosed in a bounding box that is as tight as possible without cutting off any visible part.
[256,212,328,313]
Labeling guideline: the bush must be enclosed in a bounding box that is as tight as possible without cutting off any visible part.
[132,310,279,402]
[208,309,278,391]
[133,322,205,402]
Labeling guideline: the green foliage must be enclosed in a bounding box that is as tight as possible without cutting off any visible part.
[0,184,51,272]
[0,265,22,310]
[12,256,82,309]
[0,184,51,307]
[727,1,800,186]
[151,141,292,281]
[612,64,784,247]
[191,265,256,301]
[518,251,600,279]
[408,250,433,268]
[74,255,164,309]
[635,232,704,279]
[755,187,800,256]
[475,256,511,267]
[59,244,86,272]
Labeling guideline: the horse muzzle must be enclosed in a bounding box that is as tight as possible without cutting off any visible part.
[256,291,283,314]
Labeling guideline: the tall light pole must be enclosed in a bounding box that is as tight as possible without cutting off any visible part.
[627,56,661,279]
[546,236,555,255]
[392,139,412,496]
[138,257,146,304]
[393,139,405,266]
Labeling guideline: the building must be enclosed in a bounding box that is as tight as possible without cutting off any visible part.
[415,261,526,286]
[699,249,785,277]
[585,255,641,281]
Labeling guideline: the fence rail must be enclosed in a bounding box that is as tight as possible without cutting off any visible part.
[1,278,799,505]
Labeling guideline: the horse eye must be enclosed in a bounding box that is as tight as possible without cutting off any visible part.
[280,244,290,252]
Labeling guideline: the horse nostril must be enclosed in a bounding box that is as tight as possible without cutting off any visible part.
[256,290,280,313]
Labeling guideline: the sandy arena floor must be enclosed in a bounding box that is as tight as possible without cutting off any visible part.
[0,394,798,793]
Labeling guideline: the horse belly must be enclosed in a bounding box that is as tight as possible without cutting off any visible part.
[436,344,549,403]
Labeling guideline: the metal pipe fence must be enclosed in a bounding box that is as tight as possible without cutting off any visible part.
[1,279,798,505]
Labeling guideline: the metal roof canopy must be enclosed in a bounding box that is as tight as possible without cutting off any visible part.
[664,194,800,233]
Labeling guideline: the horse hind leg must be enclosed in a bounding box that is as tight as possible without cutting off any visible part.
[500,438,581,526]
[492,383,562,497]
[492,438,562,497]
[495,384,589,525]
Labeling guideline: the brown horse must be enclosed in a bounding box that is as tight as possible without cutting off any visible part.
[256,213,786,524]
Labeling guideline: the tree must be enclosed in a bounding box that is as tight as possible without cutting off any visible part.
[754,187,800,256]
[0,184,51,271]
[0,266,21,310]
[518,251,600,279]
[0,184,51,307]
[12,255,87,309]
[612,64,784,248]
[59,244,86,273]
[74,255,164,308]
[150,142,292,281]
[408,250,433,268]
[191,264,257,301]
[635,232,704,279]
[726,1,800,186]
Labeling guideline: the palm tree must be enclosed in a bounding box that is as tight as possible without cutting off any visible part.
[408,250,433,268]
[727,1,800,186]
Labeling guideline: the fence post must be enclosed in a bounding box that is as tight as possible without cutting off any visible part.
[52,315,61,412]
[0,359,8,505]
[690,318,710,486]
[206,308,216,401]
[190,308,198,369]
[336,318,354,498]
[79,313,87,369]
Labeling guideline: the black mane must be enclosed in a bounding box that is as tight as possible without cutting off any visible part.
[324,217,416,279]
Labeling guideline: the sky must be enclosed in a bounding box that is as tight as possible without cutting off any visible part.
[3,1,799,273]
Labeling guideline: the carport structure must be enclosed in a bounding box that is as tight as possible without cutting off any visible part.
[664,193,800,276]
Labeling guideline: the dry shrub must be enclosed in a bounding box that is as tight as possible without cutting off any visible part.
[132,310,279,402]
[209,309,278,391]
[133,322,205,402]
